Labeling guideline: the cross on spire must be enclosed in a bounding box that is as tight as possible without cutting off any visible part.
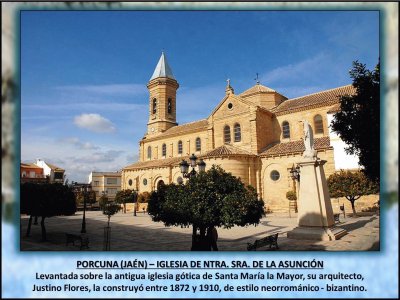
[226,78,231,87]
[255,73,260,84]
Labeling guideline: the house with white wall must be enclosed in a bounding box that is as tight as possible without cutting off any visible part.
[35,159,65,183]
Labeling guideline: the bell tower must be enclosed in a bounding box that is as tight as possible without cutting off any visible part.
[146,52,179,136]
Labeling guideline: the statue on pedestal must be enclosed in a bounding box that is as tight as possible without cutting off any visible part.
[302,120,317,159]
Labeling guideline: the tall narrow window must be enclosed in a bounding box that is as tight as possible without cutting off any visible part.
[152,98,157,114]
[224,125,231,144]
[314,114,324,134]
[195,137,201,152]
[147,146,152,159]
[178,140,183,154]
[282,121,290,138]
[168,98,172,114]
[234,123,241,142]
[162,143,166,157]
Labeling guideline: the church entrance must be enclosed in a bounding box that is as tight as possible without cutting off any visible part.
[157,180,165,190]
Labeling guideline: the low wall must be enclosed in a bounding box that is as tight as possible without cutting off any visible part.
[330,194,380,215]
[122,203,148,213]
[266,194,379,215]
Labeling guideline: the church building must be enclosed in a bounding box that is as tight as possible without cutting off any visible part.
[121,53,360,212]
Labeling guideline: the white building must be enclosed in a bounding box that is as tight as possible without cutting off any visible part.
[35,159,65,183]
[88,171,122,201]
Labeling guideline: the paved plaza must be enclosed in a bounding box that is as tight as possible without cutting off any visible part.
[20,210,380,251]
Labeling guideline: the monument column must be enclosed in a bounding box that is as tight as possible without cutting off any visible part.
[287,120,347,241]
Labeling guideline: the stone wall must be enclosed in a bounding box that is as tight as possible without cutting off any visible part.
[276,106,333,141]
[261,149,335,212]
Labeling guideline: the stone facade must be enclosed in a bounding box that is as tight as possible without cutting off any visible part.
[122,53,376,212]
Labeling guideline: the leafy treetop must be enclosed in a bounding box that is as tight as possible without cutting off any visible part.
[147,165,265,230]
[331,60,380,181]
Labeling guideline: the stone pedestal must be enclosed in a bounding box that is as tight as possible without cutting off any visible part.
[287,158,347,241]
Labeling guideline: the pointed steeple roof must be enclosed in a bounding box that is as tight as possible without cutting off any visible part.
[150,52,175,80]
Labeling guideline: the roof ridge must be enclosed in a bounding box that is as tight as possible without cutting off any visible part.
[287,84,353,101]
[177,119,208,126]
[240,83,276,95]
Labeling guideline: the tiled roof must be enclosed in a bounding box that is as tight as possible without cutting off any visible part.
[240,83,277,97]
[200,144,256,158]
[45,163,65,171]
[327,103,341,114]
[271,85,355,115]
[21,163,42,169]
[146,119,208,141]
[123,156,188,171]
[123,145,256,171]
[260,137,331,157]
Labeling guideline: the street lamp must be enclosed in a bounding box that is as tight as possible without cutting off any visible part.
[289,165,300,181]
[81,184,91,234]
[179,154,206,179]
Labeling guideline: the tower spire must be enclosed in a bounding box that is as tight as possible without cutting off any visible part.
[150,52,175,80]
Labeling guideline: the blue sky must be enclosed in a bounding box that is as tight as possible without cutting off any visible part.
[20,10,379,183]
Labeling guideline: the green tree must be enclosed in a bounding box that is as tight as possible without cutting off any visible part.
[114,189,137,213]
[286,190,297,201]
[76,190,96,207]
[138,191,151,203]
[148,166,265,251]
[330,60,380,181]
[102,202,121,227]
[21,183,76,241]
[99,194,109,211]
[327,170,379,216]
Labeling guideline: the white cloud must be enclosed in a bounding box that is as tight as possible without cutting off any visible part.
[21,137,132,183]
[60,137,100,150]
[74,113,116,133]
[260,53,329,84]
[71,150,125,164]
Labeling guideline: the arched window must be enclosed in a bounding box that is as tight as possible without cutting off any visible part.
[168,98,172,114]
[224,125,231,144]
[314,114,324,134]
[234,123,241,142]
[147,146,152,159]
[162,143,166,157]
[152,98,157,114]
[282,121,290,138]
[178,140,183,154]
[195,137,201,152]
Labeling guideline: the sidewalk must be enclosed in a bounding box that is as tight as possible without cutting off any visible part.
[19,211,380,251]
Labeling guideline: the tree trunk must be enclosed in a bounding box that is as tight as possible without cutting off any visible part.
[34,215,38,225]
[350,199,357,217]
[123,203,126,214]
[191,226,211,251]
[40,216,47,241]
[26,215,33,237]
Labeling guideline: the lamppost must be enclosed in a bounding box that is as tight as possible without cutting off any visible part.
[133,190,138,217]
[179,154,206,179]
[289,164,300,182]
[289,165,300,214]
[179,154,207,250]
[81,184,92,234]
